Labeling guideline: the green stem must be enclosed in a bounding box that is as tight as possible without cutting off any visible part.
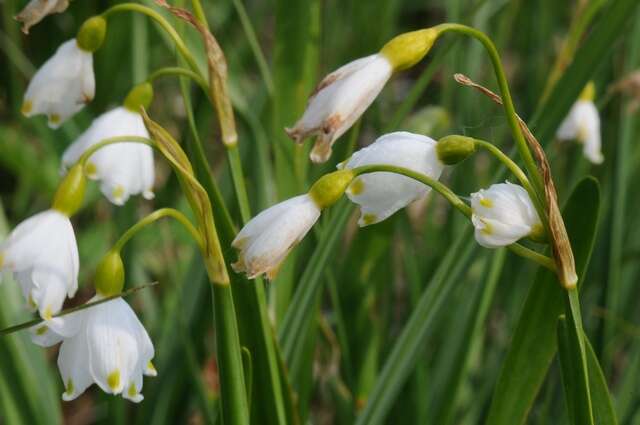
[227,147,252,222]
[435,23,544,198]
[113,208,203,252]
[352,164,555,271]
[77,136,153,168]
[473,139,534,195]
[0,282,159,335]
[101,3,203,77]
[147,66,209,95]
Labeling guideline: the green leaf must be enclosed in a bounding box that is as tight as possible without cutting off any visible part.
[486,177,602,425]
[585,333,618,425]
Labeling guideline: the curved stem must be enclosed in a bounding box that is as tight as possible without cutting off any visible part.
[113,208,203,252]
[77,135,153,169]
[353,164,471,216]
[352,164,555,271]
[101,3,203,78]
[0,282,159,336]
[435,23,544,197]
[148,66,210,96]
[473,139,532,191]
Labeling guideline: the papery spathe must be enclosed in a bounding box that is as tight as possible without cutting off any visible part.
[556,100,603,164]
[339,131,445,226]
[62,107,155,206]
[286,54,393,163]
[232,194,321,279]
[22,39,94,128]
[471,182,542,248]
[0,209,78,319]
[15,0,69,34]
[32,297,156,402]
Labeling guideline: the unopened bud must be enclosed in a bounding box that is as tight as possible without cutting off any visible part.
[95,250,125,296]
[52,164,86,216]
[436,135,476,165]
[76,16,107,53]
[380,28,439,71]
[309,170,355,209]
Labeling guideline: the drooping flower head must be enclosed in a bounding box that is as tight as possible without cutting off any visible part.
[232,170,353,279]
[62,98,155,206]
[232,194,321,280]
[15,0,69,34]
[471,181,542,248]
[286,29,439,163]
[32,297,156,402]
[0,209,79,319]
[556,82,603,164]
[339,131,445,226]
[21,17,106,128]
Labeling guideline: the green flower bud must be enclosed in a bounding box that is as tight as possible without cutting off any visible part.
[76,16,107,53]
[308,170,355,209]
[380,28,439,71]
[52,164,87,216]
[124,82,154,112]
[95,250,125,297]
[436,135,476,165]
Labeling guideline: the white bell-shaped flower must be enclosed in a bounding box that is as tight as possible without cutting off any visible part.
[62,107,155,206]
[471,182,542,248]
[15,0,69,34]
[286,54,393,163]
[232,194,321,279]
[22,39,94,129]
[32,297,156,402]
[339,131,445,226]
[556,100,603,164]
[0,209,78,319]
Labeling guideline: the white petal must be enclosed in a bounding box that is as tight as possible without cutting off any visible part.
[233,194,321,279]
[58,327,93,401]
[341,132,444,226]
[556,101,603,164]
[0,210,78,316]
[470,182,541,248]
[62,107,155,205]
[86,299,145,396]
[23,39,94,128]
[30,309,83,347]
[287,54,393,163]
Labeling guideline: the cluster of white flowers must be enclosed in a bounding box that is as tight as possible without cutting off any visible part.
[3,16,158,403]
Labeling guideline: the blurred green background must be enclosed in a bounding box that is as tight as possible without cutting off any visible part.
[1,0,640,424]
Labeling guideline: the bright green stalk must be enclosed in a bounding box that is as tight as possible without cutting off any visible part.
[435,23,545,200]
[352,164,556,271]
[473,139,535,199]
[112,208,203,252]
[148,66,209,94]
[101,3,203,77]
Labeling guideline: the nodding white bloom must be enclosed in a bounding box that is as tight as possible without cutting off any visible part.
[22,39,95,128]
[471,182,542,248]
[339,131,445,226]
[232,194,321,279]
[0,209,78,319]
[556,83,603,164]
[286,54,393,163]
[15,0,69,34]
[62,107,155,205]
[32,297,156,402]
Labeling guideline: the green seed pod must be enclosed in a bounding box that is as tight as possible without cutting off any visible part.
[436,135,477,165]
[76,16,107,53]
[52,164,87,217]
[308,170,355,209]
[95,250,125,297]
[124,82,154,112]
